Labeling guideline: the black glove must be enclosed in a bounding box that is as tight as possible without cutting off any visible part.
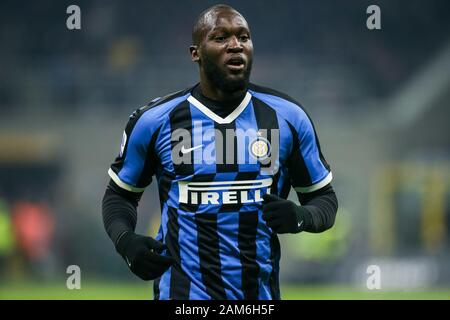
[262,194,309,234]
[115,231,175,281]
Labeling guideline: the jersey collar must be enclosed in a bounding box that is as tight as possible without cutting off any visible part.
[187,91,252,124]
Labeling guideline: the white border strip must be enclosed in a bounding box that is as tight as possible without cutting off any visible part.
[108,168,145,193]
[187,92,252,124]
[179,177,273,192]
[294,171,333,193]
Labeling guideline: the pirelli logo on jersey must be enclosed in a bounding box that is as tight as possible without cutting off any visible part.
[178,178,272,205]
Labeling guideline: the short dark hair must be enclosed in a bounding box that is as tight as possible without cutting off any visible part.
[192,4,241,45]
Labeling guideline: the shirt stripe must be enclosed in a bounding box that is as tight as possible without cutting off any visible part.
[195,213,227,299]
[238,211,260,299]
[167,206,191,299]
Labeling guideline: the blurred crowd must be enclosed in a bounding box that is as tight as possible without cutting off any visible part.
[1,1,449,113]
[0,199,55,279]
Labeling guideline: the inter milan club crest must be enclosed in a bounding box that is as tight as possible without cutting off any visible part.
[249,135,271,160]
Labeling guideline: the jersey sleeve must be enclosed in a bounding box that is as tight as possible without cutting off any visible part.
[108,108,160,193]
[286,111,332,193]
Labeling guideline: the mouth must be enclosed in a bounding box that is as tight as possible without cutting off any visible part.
[225,56,245,71]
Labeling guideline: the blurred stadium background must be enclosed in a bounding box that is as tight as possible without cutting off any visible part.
[0,0,449,299]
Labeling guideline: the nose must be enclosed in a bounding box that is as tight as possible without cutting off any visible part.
[227,36,243,52]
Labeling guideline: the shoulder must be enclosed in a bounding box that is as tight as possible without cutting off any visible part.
[249,83,303,106]
[129,86,194,128]
[248,83,312,127]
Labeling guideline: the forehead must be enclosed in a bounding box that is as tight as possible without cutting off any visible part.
[205,10,249,33]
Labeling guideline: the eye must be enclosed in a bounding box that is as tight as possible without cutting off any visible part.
[214,36,226,42]
[239,35,250,42]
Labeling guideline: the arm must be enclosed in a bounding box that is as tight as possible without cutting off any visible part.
[103,106,173,280]
[296,183,338,233]
[102,179,140,246]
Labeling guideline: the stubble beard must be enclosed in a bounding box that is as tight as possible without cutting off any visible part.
[201,55,252,93]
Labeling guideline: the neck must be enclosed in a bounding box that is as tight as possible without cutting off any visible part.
[199,74,247,102]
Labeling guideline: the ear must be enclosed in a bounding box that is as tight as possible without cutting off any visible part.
[190,45,200,63]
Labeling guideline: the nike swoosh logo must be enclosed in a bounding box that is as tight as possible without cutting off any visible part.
[297,220,304,229]
[181,145,203,154]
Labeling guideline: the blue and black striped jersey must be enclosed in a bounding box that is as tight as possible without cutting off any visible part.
[108,83,332,300]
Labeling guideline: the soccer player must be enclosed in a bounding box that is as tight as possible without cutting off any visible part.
[102,4,338,300]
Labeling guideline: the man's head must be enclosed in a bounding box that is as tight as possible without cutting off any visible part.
[190,5,253,94]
